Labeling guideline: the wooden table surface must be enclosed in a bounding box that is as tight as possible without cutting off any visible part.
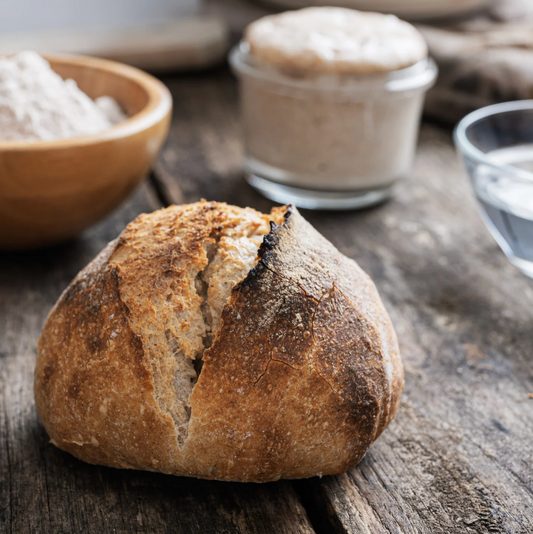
[1,67,532,534]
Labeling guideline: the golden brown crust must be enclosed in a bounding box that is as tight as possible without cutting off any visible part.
[35,201,403,482]
[35,240,180,472]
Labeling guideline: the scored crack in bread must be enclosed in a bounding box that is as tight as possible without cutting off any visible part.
[106,202,280,448]
[35,201,403,482]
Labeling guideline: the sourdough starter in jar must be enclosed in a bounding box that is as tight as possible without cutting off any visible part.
[230,8,437,210]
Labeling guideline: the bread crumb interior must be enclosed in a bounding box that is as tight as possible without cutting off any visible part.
[112,204,287,449]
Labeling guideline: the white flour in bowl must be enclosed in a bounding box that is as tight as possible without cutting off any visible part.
[0,51,127,141]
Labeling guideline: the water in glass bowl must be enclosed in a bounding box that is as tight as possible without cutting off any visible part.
[474,145,533,278]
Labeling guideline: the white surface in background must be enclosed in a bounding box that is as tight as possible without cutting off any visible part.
[0,0,200,33]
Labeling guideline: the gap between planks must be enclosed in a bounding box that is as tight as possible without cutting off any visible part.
[149,163,185,208]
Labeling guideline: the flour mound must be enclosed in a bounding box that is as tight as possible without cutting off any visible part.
[0,51,127,142]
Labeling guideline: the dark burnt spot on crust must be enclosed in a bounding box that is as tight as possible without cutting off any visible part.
[41,361,55,386]
[282,204,294,221]
[238,261,268,294]
[259,205,293,261]
[62,278,84,304]
[238,205,293,292]
[68,371,82,401]
[128,329,150,383]
[88,333,107,354]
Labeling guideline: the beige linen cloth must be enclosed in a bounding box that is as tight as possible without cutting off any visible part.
[419,0,533,122]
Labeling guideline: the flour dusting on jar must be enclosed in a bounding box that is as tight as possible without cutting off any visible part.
[230,7,438,210]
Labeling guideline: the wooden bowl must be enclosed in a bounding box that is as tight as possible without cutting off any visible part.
[0,54,172,250]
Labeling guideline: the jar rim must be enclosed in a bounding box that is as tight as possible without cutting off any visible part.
[229,41,438,95]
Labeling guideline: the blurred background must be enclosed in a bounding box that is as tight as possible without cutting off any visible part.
[0,0,200,33]
[0,0,532,122]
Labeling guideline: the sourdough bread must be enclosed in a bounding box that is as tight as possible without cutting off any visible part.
[35,201,403,482]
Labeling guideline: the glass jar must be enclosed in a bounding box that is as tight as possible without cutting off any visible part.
[230,42,438,210]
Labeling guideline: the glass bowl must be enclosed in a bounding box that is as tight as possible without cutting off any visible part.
[454,100,533,279]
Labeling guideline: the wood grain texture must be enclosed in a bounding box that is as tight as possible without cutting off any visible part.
[306,127,533,533]
[3,64,533,534]
[0,181,314,533]
[153,68,533,533]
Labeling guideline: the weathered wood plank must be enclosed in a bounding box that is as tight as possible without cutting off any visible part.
[4,65,531,534]
[0,183,159,534]
[0,180,315,534]
[157,68,273,213]
[154,69,533,533]
[303,126,533,533]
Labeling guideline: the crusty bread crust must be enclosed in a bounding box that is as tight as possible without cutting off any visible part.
[35,201,403,482]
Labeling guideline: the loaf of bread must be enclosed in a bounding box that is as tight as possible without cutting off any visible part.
[35,201,403,482]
